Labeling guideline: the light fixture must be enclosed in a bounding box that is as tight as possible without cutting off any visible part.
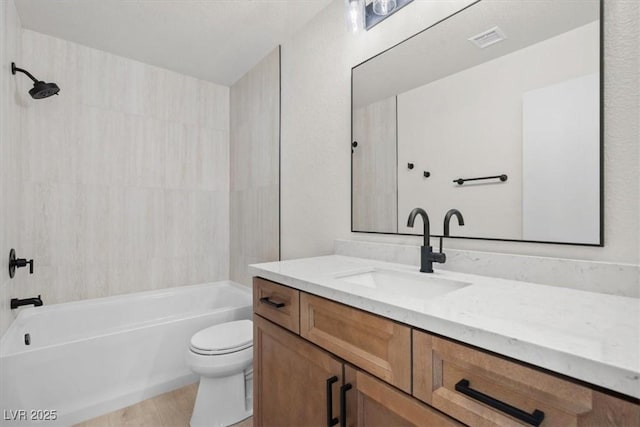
[372,0,397,16]
[364,0,414,30]
[345,0,365,33]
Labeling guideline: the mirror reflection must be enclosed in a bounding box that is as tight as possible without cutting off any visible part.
[351,0,601,245]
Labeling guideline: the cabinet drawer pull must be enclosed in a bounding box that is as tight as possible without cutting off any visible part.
[455,379,545,426]
[259,296,285,308]
[326,376,339,426]
[339,383,352,427]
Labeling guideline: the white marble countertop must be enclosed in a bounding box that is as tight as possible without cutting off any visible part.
[249,255,640,399]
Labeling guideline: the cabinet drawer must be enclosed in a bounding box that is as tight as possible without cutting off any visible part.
[413,330,640,426]
[300,293,411,392]
[253,277,300,334]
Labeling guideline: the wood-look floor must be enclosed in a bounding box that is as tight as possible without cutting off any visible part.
[74,383,253,427]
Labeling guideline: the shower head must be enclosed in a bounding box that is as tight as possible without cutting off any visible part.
[11,62,60,99]
[29,81,60,99]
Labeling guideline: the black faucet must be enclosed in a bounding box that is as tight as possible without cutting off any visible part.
[10,295,43,309]
[407,208,445,273]
[439,209,465,253]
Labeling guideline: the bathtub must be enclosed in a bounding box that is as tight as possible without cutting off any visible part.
[0,281,252,426]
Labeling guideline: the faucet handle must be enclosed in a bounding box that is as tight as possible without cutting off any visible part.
[8,249,34,277]
[15,258,34,274]
[430,252,446,264]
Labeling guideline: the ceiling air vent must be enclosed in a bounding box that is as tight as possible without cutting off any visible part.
[468,26,507,48]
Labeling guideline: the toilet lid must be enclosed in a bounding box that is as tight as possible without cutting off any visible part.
[190,319,253,355]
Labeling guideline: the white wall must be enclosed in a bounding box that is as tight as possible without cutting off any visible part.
[1,27,230,334]
[281,0,475,259]
[397,22,599,240]
[281,0,639,266]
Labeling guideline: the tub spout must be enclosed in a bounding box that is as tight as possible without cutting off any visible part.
[10,295,43,309]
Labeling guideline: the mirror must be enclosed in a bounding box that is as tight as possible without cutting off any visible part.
[351,0,602,245]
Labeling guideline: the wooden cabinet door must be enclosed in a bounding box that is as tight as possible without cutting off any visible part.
[342,365,460,427]
[254,314,343,427]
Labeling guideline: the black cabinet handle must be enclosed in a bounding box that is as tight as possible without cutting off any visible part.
[326,376,339,427]
[339,383,352,427]
[455,379,545,426]
[259,296,285,309]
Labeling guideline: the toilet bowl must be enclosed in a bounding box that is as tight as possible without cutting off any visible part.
[186,319,253,427]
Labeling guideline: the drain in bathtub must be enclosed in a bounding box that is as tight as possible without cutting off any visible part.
[24,333,30,345]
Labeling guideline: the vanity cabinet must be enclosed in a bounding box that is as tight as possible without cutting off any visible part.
[253,277,640,427]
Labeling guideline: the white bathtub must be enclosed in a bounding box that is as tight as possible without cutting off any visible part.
[0,281,252,426]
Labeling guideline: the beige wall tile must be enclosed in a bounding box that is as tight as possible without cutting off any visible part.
[1,25,230,334]
[230,48,280,285]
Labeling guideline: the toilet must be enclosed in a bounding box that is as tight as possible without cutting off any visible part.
[186,319,253,427]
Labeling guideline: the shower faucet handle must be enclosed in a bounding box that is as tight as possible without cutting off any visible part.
[18,258,34,274]
[8,249,34,278]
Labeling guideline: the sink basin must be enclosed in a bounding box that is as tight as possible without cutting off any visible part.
[335,268,470,300]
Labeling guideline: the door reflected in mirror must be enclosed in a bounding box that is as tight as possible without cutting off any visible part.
[351,0,602,245]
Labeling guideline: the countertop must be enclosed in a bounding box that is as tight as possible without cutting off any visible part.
[249,255,640,399]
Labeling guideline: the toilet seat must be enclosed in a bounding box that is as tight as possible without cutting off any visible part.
[189,319,253,356]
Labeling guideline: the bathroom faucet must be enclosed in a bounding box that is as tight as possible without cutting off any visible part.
[10,295,43,310]
[407,208,445,273]
[439,209,465,253]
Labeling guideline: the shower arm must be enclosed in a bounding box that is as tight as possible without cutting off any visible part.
[11,63,39,83]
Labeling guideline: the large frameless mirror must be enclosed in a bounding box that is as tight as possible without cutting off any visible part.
[351,0,602,245]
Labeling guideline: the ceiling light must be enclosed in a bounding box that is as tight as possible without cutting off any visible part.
[373,0,397,16]
[364,0,413,31]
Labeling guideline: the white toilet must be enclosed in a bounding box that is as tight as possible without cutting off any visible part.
[186,319,253,427]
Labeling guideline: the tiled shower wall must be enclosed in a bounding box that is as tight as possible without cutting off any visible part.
[1,28,230,334]
[0,0,25,335]
[230,48,280,286]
